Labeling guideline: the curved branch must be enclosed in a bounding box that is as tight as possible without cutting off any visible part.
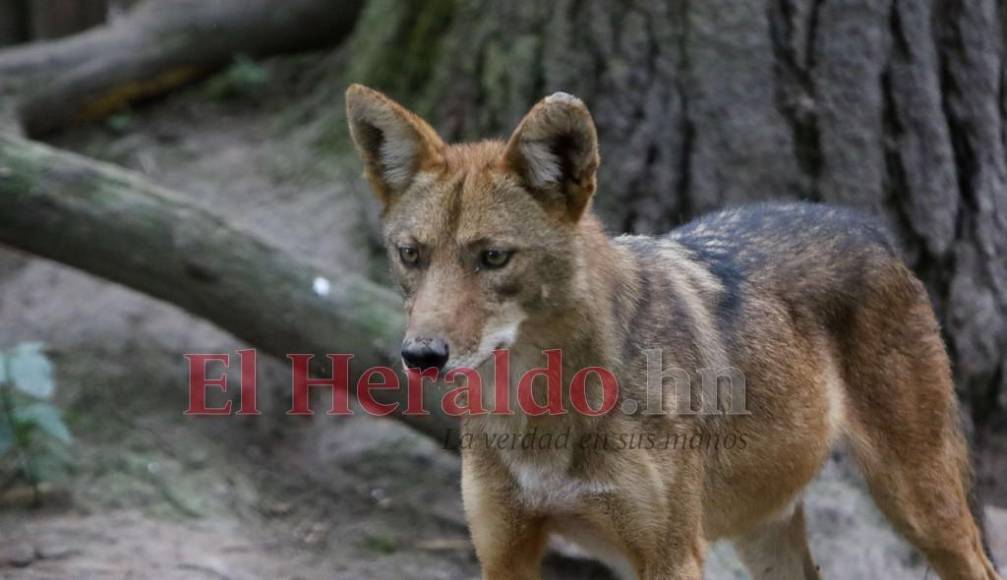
[0,0,364,136]
[0,133,456,445]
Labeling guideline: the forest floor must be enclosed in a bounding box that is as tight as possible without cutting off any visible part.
[0,53,1004,579]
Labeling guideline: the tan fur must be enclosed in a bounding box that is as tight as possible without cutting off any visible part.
[346,84,1002,580]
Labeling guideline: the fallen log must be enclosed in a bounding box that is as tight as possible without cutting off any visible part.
[0,132,458,445]
[0,0,363,136]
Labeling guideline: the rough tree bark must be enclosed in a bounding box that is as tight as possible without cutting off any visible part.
[0,0,107,47]
[0,0,29,46]
[0,0,364,136]
[0,133,459,446]
[27,0,108,40]
[344,0,1007,432]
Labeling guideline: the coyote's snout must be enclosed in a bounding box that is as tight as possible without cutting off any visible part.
[346,83,1001,580]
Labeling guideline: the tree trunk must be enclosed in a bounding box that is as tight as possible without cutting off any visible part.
[0,0,29,47]
[0,133,458,447]
[343,0,1007,432]
[1,0,364,136]
[27,0,107,40]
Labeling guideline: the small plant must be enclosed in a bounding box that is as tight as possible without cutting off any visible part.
[203,54,271,101]
[0,342,72,505]
[104,111,136,134]
[361,532,399,555]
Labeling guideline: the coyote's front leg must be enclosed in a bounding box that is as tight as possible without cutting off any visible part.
[630,526,706,580]
[463,465,549,580]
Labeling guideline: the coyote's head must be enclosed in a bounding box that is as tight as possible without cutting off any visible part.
[346,84,600,374]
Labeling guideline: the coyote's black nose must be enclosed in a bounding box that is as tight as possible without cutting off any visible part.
[401,337,449,372]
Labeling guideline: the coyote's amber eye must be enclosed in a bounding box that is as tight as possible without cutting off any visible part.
[398,245,419,266]
[480,249,512,270]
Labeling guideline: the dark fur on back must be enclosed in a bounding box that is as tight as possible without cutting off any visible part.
[667,202,898,337]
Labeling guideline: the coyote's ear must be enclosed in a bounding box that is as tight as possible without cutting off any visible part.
[345,84,446,207]
[504,92,600,222]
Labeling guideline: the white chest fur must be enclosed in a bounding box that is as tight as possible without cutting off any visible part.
[503,454,616,511]
[501,455,636,578]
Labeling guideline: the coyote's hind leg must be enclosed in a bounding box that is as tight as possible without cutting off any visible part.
[842,266,1001,580]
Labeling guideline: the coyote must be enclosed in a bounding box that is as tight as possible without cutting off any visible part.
[346,84,1001,580]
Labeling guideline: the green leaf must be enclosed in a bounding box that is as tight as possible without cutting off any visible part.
[13,403,71,444]
[7,342,55,399]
